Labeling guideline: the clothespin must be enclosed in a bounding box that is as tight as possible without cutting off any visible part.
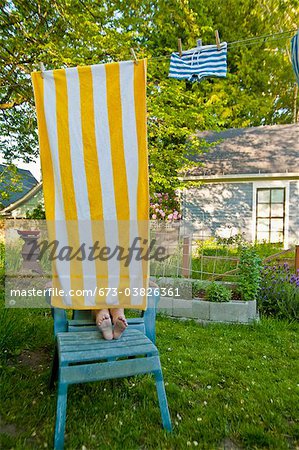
[197,39,202,47]
[39,62,45,79]
[178,38,182,57]
[130,48,138,64]
[215,30,221,50]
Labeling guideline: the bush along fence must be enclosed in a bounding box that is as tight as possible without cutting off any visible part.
[150,224,297,282]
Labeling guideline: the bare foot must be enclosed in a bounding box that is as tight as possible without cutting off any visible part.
[112,316,128,340]
[95,310,113,340]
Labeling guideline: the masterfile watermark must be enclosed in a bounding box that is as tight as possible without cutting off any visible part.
[27,237,169,265]
[4,219,193,308]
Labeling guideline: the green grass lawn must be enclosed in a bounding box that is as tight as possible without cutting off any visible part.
[1,301,298,449]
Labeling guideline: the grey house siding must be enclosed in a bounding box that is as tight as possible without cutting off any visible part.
[289,181,299,245]
[12,189,44,218]
[183,182,253,239]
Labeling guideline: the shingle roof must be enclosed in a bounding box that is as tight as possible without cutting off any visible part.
[188,123,299,176]
[0,164,38,208]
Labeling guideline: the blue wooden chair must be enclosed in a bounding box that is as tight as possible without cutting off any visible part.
[48,285,172,449]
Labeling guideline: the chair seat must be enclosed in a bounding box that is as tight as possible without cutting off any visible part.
[57,328,158,365]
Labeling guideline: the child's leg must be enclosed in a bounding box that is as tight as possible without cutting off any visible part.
[110,308,128,340]
[94,309,113,340]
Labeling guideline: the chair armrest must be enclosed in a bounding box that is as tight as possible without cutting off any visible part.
[143,281,160,344]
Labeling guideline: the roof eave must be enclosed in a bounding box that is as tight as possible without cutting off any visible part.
[1,182,43,213]
[181,172,299,183]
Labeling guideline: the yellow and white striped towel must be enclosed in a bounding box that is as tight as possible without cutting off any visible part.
[31,60,149,310]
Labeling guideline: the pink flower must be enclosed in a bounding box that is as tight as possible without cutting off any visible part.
[156,193,162,197]
[159,198,162,203]
[160,211,166,217]
[152,214,157,219]
[168,214,173,220]
[155,208,160,212]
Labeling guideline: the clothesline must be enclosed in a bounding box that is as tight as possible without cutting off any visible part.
[0,28,297,90]
[151,29,296,60]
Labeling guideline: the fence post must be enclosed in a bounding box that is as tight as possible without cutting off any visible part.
[182,236,190,278]
[295,245,299,274]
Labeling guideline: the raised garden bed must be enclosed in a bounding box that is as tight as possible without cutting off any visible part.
[154,245,267,323]
[158,297,258,324]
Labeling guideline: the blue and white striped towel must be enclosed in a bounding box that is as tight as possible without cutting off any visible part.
[291,30,299,86]
[169,42,227,82]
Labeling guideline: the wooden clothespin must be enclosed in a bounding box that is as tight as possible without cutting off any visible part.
[178,38,182,57]
[215,30,221,50]
[130,48,138,64]
[39,62,45,79]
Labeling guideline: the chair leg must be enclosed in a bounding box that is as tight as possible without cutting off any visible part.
[154,369,172,431]
[49,345,59,389]
[54,382,68,450]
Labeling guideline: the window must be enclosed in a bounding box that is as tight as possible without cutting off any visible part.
[256,188,285,243]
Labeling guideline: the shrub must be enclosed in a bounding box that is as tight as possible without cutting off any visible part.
[192,280,209,298]
[216,231,247,247]
[0,241,4,288]
[26,203,46,219]
[205,282,232,302]
[238,247,262,301]
[259,264,299,321]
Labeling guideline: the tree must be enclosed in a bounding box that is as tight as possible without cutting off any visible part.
[1,0,298,194]
[0,164,23,209]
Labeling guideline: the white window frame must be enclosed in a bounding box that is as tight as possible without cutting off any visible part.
[252,180,290,249]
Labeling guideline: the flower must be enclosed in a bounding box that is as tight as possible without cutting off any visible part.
[150,192,181,222]
[152,214,157,220]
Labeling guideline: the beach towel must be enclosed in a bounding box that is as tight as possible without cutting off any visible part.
[31,60,149,310]
[169,43,227,82]
[291,30,299,86]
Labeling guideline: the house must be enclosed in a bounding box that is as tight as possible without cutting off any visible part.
[182,124,299,248]
[0,164,43,218]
